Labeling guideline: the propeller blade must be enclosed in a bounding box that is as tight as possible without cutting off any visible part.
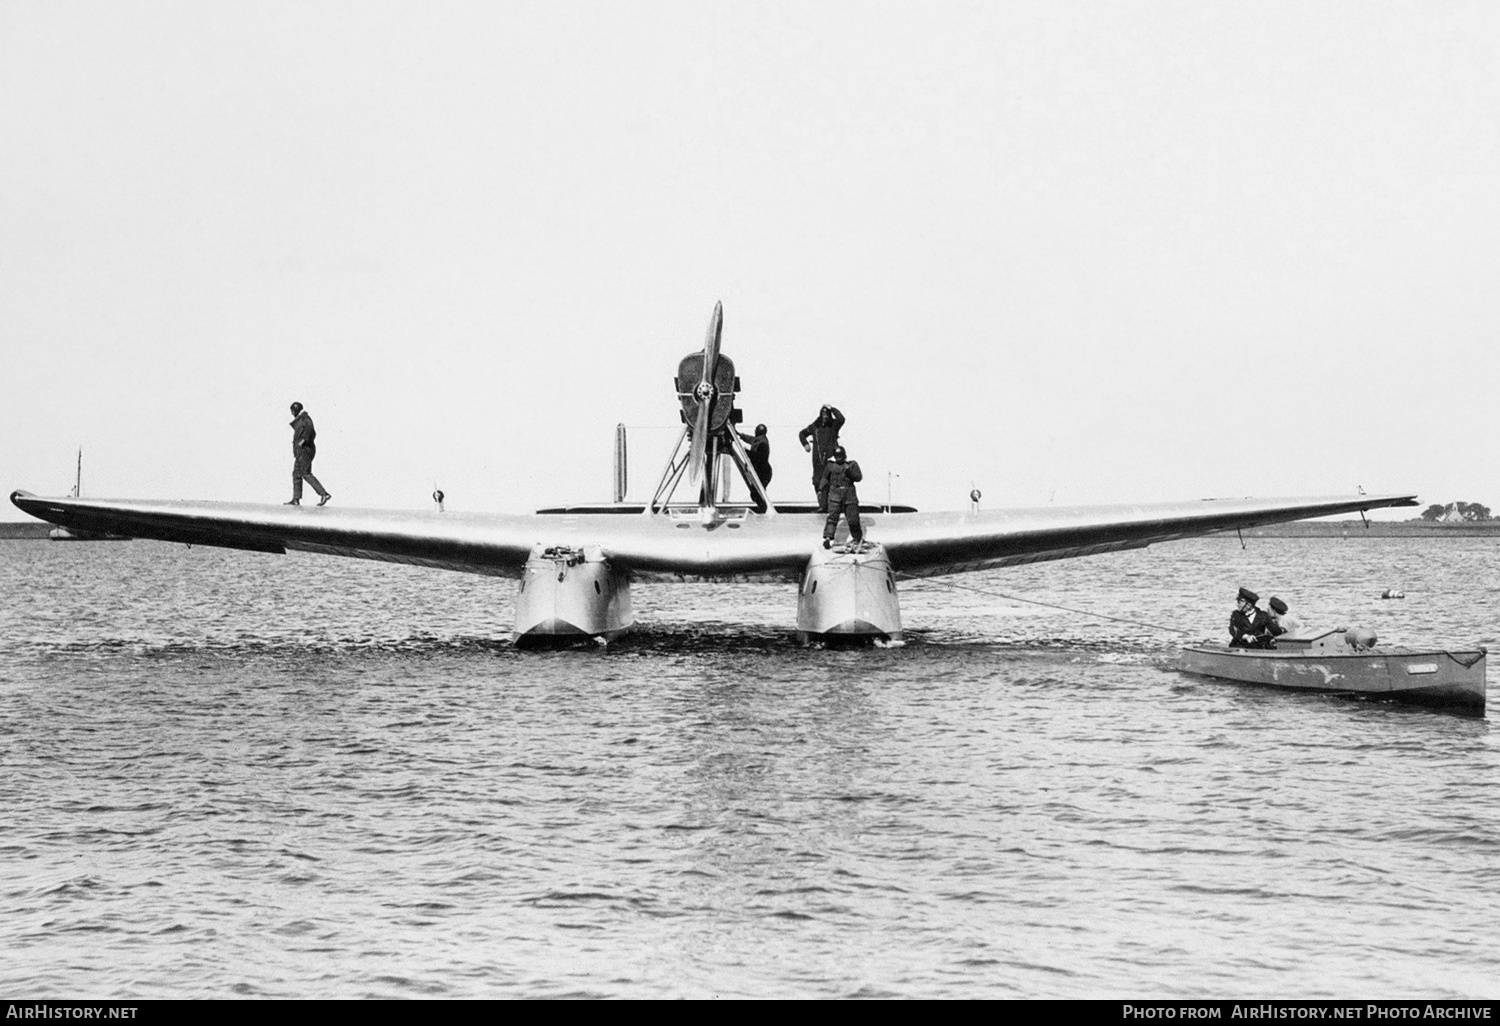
[688,399,710,489]
[701,301,723,388]
[687,302,722,492]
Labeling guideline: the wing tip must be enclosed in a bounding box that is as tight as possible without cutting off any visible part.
[1356,493,1419,511]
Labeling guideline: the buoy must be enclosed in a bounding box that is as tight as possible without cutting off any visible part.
[433,488,445,512]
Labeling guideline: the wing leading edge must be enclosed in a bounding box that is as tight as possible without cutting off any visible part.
[11,489,1416,582]
[8,492,538,576]
[875,493,1419,577]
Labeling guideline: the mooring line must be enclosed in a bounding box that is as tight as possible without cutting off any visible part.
[895,573,1197,636]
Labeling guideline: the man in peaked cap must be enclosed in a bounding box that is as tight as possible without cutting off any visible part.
[1229,586,1273,648]
[1267,596,1299,638]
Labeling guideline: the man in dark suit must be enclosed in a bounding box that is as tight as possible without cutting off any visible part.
[737,423,773,513]
[286,401,331,507]
[818,446,864,549]
[798,404,844,511]
[1229,586,1272,648]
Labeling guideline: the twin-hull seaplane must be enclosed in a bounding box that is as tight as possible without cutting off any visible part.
[12,304,1417,646]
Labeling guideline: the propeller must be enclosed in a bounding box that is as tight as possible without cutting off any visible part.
[687,302,723,491]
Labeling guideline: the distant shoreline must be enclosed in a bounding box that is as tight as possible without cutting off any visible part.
[1223,520,1500,538]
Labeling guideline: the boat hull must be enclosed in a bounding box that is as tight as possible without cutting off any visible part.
[49,527,130,541]
[1179,644,1486,713]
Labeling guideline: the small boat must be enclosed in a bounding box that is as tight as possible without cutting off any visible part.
[1179,628,1486,713]
[49,526,130,541]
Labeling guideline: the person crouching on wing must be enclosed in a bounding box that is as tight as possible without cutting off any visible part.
[737,422,772,514]
[1228,586,1273,648]
[819,446,864,549]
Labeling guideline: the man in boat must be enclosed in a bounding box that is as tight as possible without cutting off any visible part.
[1267,596,1299,638]
[1229,586,1273,648]
[819,446,864,549]
[737,422,772,513]
[286,401,331,507]
[799,404,845,511]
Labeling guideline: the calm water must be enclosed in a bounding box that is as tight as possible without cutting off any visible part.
[1,534,1496,999]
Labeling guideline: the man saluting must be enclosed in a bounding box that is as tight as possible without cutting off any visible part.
[798,404,845,511]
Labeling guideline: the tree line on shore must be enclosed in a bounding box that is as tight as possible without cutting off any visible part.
[1418,501,1492,522]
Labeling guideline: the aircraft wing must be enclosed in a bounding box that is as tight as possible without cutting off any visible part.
[870,493,1418,578]
[11,489,1415,582]
[9,492,543,577]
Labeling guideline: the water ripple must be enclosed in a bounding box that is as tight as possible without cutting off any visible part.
[0,536,1496,997]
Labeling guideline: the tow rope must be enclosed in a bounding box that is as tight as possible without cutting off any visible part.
[895,573,1198,636]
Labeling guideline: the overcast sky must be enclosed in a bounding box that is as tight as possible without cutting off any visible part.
[3,1,1495,520]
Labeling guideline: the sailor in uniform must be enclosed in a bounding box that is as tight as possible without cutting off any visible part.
[1267,596,1299,637]
[1229,586,1273,648]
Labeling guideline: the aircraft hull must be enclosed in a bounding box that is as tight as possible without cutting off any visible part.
[797,543,902,643]
[513,546,632,645]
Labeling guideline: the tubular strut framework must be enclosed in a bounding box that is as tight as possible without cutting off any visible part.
[644,425,775,516]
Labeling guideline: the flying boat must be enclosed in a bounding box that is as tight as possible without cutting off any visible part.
[11,304,1417,645]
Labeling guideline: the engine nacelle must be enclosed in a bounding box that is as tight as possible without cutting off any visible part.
[514,544,632,646]
[796,542,903,644]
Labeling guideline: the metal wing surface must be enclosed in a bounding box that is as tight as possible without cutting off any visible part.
[874,493,1417,577]
[11,490,1414,582]
[9,492,542,576]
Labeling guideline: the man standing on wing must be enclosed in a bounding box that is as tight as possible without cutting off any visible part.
[286,401,331,507]
[798,404,845,511]
[818,446,864,549]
